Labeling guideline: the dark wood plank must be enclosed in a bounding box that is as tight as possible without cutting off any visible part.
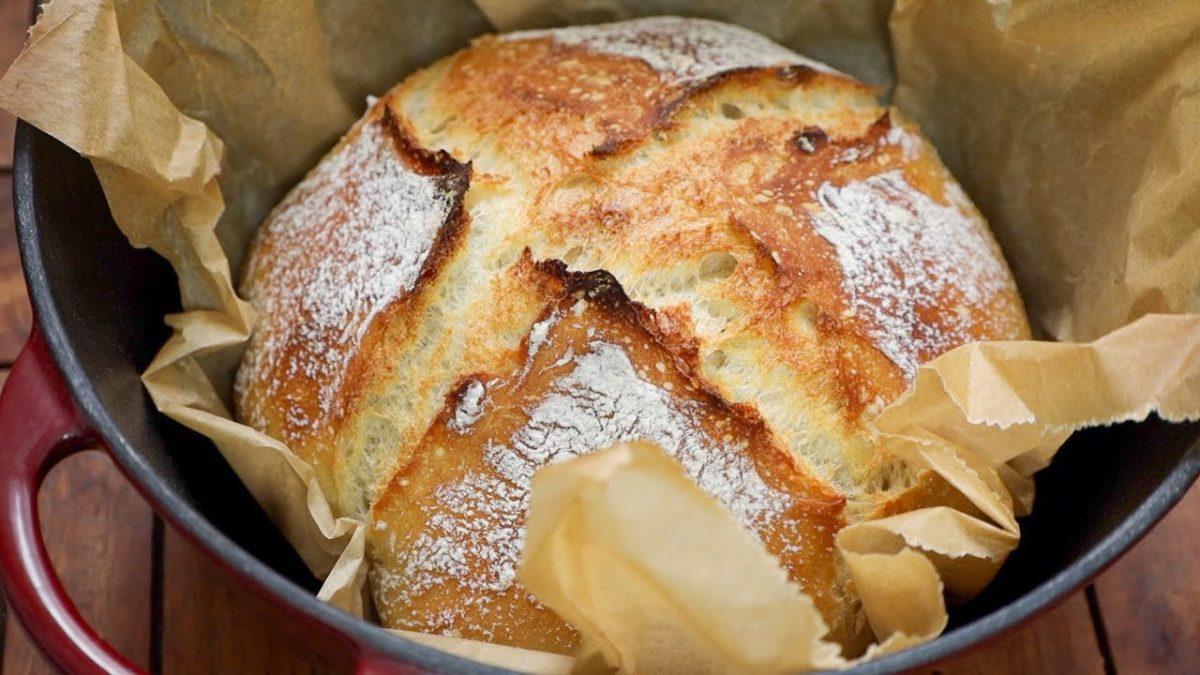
[161,529,353,674]
[0,172,30,365]
[0,0,35,170]
[1093,482,1200,674]
[922,592,1106,674]
[2,445,155,674]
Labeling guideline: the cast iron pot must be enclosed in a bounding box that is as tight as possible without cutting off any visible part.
[1,120,1198,674]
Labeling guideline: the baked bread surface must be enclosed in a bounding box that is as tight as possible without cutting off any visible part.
[235,17,1030,655]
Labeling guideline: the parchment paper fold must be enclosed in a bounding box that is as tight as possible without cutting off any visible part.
[519,315,1200,673]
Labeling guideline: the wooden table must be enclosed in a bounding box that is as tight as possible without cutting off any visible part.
[0,4,1196,673]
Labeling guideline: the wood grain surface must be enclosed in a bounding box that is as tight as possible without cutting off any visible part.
[0,174,29,361]
[0,7,1196,674]
[0,0,32,170]
[1093,486,1200,674]
[923,594,1107,674]
[161,530,353,675]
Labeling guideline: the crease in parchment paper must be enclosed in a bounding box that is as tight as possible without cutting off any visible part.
[517,314,1200,672]
[2,0,1198,672]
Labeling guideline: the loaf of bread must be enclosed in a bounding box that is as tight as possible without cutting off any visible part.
[235,17,1030,656]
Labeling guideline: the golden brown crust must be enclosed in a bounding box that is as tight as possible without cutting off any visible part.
[234,104,471,507]
[235,17,1031,653]
[369,255,847,653]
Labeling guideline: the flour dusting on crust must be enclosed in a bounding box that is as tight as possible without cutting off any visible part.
[238,118,462,438]
[812,170,1008,377]
[450,379,486,433]
[505,16,839,86]
[391,339,791,632]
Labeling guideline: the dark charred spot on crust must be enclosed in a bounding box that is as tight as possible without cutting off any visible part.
[530,255,571,284]
[444,375,487,411]
[532,263,699,368]
[789,112,893,162]
[793,126,828,154]
[589,135,636,157]
[379,106,470,179]
[531,259,636,312]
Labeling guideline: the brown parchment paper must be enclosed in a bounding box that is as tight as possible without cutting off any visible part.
[1,0,1198,672]
[475,0,897,90]
[889,0,1200,341]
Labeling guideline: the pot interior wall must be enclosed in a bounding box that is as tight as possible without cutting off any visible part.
[953,416,1197,627]
[16,125,317,591]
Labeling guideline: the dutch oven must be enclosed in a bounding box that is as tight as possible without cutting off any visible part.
[1,120,1197,674]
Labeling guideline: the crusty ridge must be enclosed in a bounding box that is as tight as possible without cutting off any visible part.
[235,104,471,506]
[369,254,853,652]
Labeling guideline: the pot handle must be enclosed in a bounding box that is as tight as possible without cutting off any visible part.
[0,328,141,674]
[0,330,428,673]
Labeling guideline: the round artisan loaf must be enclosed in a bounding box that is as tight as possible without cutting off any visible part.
[235,17,1030,656]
